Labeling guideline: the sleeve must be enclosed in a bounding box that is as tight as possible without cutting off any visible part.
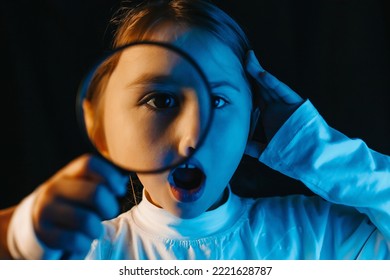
[7,190,63,260]
[259,100,390,254]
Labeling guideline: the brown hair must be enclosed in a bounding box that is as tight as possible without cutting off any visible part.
[111,0,250,58]
[84,0,251,139]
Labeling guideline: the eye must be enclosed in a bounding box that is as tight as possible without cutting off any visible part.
[212,96,228,109]
[144,93,178,110]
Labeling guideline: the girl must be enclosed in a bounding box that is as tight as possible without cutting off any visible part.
[6,0,390,259]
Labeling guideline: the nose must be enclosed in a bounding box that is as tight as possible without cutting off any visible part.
[176,98,201,158]
[178,132,198,157]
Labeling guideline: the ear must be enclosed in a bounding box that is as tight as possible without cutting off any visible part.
[245,107,265,159]
[82,99,95,139]
[248,107,260,141]
[82,100,109,156]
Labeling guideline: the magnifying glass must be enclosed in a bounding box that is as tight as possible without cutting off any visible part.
[76,41,213,173]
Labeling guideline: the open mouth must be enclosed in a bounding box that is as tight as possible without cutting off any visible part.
[172,164,204,190]
[169,163,205,202]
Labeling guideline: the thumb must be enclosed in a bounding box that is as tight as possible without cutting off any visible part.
[246,50,303,105]
[245,140,266,159]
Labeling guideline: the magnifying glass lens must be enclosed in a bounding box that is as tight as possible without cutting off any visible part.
[77,42,212,173]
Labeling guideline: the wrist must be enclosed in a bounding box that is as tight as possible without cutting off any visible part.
[0,206,16,259]
[7,190,62,260]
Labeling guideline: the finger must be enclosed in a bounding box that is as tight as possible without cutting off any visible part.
[245,140,266,159]
[37,227,93,255]
[246,50,303,104]
[37,178,120,220]
[245,50,273,103]
[262,72,303,104]
[87,155,129,196]
[37,202,104,240]
[57,154,128,197]
[82,182,120,220]
[245,50,266,78]
[246,56,280,104]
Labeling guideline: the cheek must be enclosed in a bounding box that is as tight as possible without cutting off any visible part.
[102,97,161,171]
[205,104,252,178]
[215,95,252,152]
[103,105,140,160]
[219,110,250,145]
[102,98,177,170]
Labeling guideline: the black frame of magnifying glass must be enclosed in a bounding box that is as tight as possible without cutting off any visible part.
[76,40,214,174]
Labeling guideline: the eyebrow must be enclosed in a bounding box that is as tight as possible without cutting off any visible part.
[127,73,176,88]
[127,74,241,94]
[209,81,241,93]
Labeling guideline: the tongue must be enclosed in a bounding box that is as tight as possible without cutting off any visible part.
[172,168,203,190]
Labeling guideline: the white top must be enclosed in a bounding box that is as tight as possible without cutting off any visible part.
[86,188,388,259]
[8,100,390,259]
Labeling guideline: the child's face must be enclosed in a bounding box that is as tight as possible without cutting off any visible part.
[135,27,253,218]
[90,43,211,172]
[88,24,253,218]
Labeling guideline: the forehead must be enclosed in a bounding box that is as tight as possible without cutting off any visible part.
[112,44,208,92]
[174,28,246,85]
[146,24,248,89]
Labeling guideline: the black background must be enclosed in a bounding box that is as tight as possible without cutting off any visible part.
[1,0,389,208]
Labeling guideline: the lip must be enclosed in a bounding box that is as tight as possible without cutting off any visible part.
[168,158,206,203]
